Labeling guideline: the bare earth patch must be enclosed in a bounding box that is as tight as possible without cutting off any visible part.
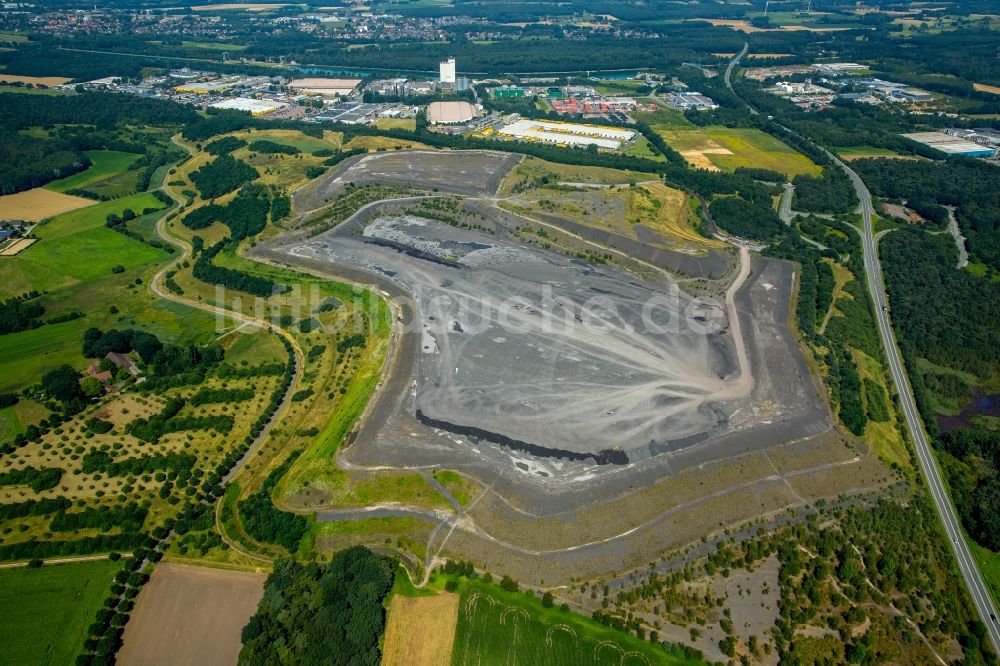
[0,238,36,256]
[118,563,266,666]
[382,592,460,666]
[974,83,1000,95]
[0,74,71,86]
[680,146,733,171]
[0,188,95,221]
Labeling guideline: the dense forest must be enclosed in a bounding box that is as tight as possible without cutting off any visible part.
[189,155,258,200]
[937,429,1000,552]
[0,131,88,195]
[854,158,1000,272]
[880,228,1000,554]
[183,183,272,241]
[880,230,1000,378]
[239,548,394,666]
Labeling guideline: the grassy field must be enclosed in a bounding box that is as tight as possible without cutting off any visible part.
[180,40,247,51]
[45,150,141,194]
[0,559,123,666]
[635,108,818,177]
[243,128,342,154]
[835,146,902,157]
[854,349,910,471]
[374,117,417,131]
[0,85,66,95]
[702,127,820,176]
[343,135,430,151]
[502,156,653,192]
[0,192,167,293]
[0,399,49,441]
[452,580,703,666]
[0,189,217,395]
[625,136,666,162]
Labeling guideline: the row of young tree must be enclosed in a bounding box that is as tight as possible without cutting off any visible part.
[193,242,284,298]
[49,502,149,534]
[124,396,233,443]
[81,450,197,477]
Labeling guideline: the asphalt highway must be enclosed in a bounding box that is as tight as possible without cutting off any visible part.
[725,47,1000,651]
[841,155,1000,651]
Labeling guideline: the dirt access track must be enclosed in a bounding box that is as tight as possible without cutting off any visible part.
[118,563,266,666]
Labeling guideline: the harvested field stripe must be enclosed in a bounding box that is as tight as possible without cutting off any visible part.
[0,188,95,222]
[382,591,460,666]
[118,563,266,666]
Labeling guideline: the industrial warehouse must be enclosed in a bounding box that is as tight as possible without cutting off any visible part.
[902,131,998,158]
[496,119,637,150]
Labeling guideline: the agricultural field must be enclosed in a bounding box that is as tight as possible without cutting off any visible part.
[0,188,95,222]
[0,74,71,86]
[45,150,142,196]
[0,192,168,293]
[635,108,819,177]
[0,559,124,666]
[118,563,266,666]
[0,326,286,554]
[382,589,460,666]
[452,580,701,666]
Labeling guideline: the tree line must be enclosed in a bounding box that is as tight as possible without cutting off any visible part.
[193,241,285,298]
[237,451,309,553]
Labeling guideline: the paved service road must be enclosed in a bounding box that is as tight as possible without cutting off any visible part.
[837,154,1000,652]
